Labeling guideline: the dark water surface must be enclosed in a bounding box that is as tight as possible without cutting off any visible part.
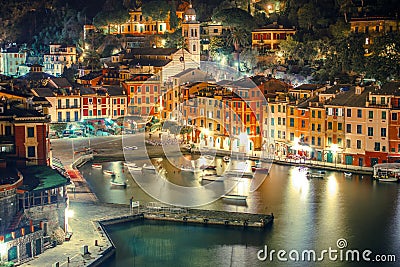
[79,159,400,266]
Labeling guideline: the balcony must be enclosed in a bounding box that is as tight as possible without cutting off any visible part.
[57,105,80,109]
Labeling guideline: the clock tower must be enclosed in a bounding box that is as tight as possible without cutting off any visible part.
[181,4,200,64]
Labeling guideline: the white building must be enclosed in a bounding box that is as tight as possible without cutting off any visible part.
[43,44,77,77]
[0,45,26,77]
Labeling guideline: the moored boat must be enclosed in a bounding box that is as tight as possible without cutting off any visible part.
[123,162,138,168]
[110,181,127,188]
[306,172,324,179]
[92,164,102,169]
[223,156,231,162]
[378,177,399,183]
[222,194,247,201]
[128,165,142,172]
[142,163,157,171]
[344,172,352,177]
[103,170,115,176]
[201,176,224,183]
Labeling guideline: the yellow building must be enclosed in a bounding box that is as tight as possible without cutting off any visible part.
[350,17,399,49]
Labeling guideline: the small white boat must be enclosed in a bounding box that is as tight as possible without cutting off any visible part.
[110,181,127,188]
[142,164,157,171]
[222,194,247,201]
[344,172,352,177]
[123,162,138,168]
[225,170,253,178]
[128,165,142,172]
[223,156,231,162]
[306,172,324,179]
[92,164,102,169]
[103,170,115,176]
[378,177,399,183]
[201,176,224,182]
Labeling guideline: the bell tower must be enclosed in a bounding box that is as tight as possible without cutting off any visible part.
[181,3,200,64]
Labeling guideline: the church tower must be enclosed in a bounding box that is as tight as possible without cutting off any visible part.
[181,4,200,64]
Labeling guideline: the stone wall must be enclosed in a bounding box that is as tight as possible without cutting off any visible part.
[24,201,67,235]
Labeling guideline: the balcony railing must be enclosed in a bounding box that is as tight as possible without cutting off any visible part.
[57,105,80,109]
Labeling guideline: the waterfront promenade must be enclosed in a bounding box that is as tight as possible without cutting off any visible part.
[26,135,274,267]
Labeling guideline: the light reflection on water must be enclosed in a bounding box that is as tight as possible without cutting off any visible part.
[80,160,400,267]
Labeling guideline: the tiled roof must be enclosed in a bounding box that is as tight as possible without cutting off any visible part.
[327,86,374,107]
[172,68,198,78]
[19,72,54,80]
[106,86,125,96]
[32,88,55,97]
[127,58,172,67]
[79,71,103,81]
[294,84,324,91]
[49,77,72,88]
[127,48,178,56]
[376,81,400,95]
[80,87,96,95]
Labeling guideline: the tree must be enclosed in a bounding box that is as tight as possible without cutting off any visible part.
[227,27,250,73]
[83,49,101,71]
[142,0,170,33]
[212,8,256,30]
[365,33,400,82]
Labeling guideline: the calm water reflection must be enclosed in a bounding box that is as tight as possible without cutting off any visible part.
[80,159,400,266]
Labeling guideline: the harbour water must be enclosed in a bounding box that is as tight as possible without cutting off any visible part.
[79,159,400,266]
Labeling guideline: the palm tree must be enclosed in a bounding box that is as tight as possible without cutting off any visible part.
[227,27,249,73]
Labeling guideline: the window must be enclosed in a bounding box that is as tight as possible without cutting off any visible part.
[328,137,332,145]
[311,137,315,145]
[154,86,158,92]
[357,109,362,118]
[338,138,342,146]
[346,124,351,133]
[27,146,35,157]
[278,105,281,112]
[311,110,315,118]
[381,97,385,105]
[328,122,332,130]
[271,118,274,126]
[347,109,351,117]
[290,108,294,115]
[271,106,274,113]
[278,117,281,125]
[289,118,294,127]
[290,133,294,141]
[374,142,380,151]
[318,111,321,118]
[368,111,373,119]
[392,113,397,120]
[357,140,361,149]
[246,114,250,122]
[371,97,376,104]
[301,120,305,128]
[27,127,34,138]
[346,139,351,148]
[317,137,321,146]
[382,111,386,120]
[381,128,386,137]
[338,123,342,131]
[368,127,373,136]
[312,124,315,131]
[138,86,141,92]
[357,125,362,134]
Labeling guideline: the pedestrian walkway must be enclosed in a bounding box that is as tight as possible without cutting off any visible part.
[26,202,131,267]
